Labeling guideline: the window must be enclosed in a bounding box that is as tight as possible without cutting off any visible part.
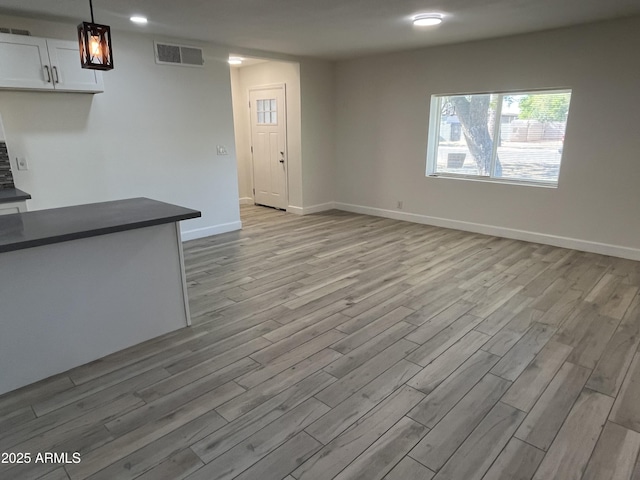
[426,89,572,186]
[256,98,278,125]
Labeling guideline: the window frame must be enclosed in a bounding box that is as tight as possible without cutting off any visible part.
[426,88,572,188]
[256,98,278,125]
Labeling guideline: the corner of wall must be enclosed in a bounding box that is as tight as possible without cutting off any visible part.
[299,58,337,208]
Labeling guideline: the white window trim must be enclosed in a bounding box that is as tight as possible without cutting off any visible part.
[425,88,571,187]
[426,173,559,188]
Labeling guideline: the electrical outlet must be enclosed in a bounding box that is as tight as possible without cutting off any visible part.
[397,200,403,210]
[16,157,29,171]
[216,145,229,155]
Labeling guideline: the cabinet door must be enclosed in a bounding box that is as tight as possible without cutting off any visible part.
[46,39,104,93]
[0,33,54,90]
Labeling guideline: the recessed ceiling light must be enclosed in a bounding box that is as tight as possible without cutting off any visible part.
[413,14,443,27]
[130,16,148,24]
[228,56,243,65]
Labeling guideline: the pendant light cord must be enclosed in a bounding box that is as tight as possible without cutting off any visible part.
[89,0,95,23]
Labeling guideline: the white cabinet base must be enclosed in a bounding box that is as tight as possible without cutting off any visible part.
[0,200,27,215]
[0,223,190,395]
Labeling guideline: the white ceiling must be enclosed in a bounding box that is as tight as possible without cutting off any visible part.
[1,0,640,59]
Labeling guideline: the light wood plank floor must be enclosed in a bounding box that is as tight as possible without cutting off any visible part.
[2,204,640,480]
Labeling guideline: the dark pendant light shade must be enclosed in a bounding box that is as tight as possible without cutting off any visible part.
[78,0,113,70]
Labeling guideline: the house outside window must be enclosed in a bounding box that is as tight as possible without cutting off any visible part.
[426,89,572,186]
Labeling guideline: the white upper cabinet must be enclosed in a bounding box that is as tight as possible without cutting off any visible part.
[0,35,52,90]
[0,33,104,93]
[45,39,104,92]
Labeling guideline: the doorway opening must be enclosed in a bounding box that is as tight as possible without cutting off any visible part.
[249,84,287,210]
[229,56,301,214]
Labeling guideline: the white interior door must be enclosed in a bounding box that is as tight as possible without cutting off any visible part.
[249,85,287,210]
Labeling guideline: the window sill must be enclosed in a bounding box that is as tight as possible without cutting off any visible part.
[426,174,558,189]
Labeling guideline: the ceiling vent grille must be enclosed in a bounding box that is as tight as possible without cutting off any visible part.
[154,42,204,67]
[0,28,31,35]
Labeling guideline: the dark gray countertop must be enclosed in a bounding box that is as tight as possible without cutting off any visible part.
[0,188,31,205]
[0,197,201,253]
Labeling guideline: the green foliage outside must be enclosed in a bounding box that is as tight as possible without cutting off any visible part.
[518,93,571,122]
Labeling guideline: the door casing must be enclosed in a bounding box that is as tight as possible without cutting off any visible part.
[248,83,288,210]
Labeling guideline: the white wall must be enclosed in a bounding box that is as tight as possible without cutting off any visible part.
[300,59,335,210]
[230,60,303,208]
[334,17,640,258]
[229,68,250,203]
[0,14,241,240]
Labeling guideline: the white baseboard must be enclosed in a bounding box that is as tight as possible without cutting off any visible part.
[302,202,336,214]
[180,221,242,242]
[239,197,254,205]
[334,202,640,261]
[287,205,303,215]
[287,203,335,216]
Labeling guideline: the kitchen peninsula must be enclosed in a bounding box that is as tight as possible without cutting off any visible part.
[0,197,200,395]
[0,187,31,214]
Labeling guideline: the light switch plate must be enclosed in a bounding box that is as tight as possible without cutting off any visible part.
[16,157,28,171]
[216,145,229,155]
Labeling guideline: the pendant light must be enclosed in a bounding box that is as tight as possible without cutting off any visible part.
[77,0,114,70]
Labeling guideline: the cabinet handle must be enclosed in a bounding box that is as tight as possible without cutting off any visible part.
[44,65,51,83]
[52,66,59,84]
